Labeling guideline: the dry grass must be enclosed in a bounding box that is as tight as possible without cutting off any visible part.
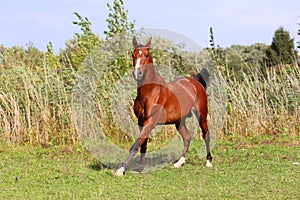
[224,64,300,138]
[0,47,299,146]
[0,62,76,146]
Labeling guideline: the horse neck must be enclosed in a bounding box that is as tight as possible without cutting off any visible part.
[137,63,165,88]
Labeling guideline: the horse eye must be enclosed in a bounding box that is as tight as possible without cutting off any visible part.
[145,54,149,58]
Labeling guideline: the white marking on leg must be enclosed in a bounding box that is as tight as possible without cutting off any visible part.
[134,57,141,77]
[116,167,125,176]
[174,156,185,168]
[206,160,212,167]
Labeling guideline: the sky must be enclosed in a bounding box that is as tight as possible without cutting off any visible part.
[0,0,299,52]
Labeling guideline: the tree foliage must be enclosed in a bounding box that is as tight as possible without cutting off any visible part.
[225,43,268,76]
[297,23,300,49]
[265,27,297,66]
[104,0,135,38]
[61,12,101,70]
[208,28,268,78]
[0,43,44,69]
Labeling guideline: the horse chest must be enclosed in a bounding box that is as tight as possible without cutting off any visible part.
[134,89,161,119]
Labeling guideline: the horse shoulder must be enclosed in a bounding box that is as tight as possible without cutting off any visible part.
[134,85,160,118]
[134,97,144,119]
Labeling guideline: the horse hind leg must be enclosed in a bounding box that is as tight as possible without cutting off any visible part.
[203,129,212,167]
[195,110,212,167]
[134,138,148,172]
[174,120,191,168]
[201,118,213,167]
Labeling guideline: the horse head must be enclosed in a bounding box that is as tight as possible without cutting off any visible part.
[132,37,153,81]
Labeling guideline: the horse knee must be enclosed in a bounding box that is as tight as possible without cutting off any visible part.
[129,140,140,154]
[130,145,139,154]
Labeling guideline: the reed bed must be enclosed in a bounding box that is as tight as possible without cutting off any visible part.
[0,49,299,146]
[224,64,300,139]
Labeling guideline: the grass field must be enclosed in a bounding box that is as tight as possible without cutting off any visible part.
[0,137,299,200]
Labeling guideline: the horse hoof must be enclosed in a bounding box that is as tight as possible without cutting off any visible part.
[206,160,212,168]
[134,165,144,173]
[116,167,125,176]
[174,156,185,168]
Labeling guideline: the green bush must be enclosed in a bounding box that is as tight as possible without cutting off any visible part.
[265,27,297,67]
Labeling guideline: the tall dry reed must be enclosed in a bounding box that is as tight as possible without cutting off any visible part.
[224,64,300,139]
[0,48,299,146]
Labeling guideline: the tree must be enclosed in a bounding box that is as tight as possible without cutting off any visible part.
[61,12,101,70]
[104,0,135,38]
[265,27,297,66]
[297,23,300,49]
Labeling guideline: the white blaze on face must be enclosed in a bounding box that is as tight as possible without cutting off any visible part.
[134,57,141,78]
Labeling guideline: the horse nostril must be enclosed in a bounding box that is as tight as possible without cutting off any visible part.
[132,70,143,81]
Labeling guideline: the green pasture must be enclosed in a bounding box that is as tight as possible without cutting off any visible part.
[1,137,299,199]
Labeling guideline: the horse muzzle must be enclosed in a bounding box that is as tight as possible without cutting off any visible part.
[132,69,143,81]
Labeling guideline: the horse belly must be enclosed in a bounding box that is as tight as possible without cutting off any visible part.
[165,109,182,124]
[166,88,195,120]
[160,100,191,124]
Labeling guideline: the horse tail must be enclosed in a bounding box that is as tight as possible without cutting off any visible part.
[194,68,210,90]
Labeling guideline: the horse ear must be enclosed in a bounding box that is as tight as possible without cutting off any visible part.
[133,37,138,49]
[145,37,152,48]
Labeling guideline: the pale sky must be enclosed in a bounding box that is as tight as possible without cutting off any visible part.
[0,0,299,52]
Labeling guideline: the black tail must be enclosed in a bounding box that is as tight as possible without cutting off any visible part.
[194,68,210,90]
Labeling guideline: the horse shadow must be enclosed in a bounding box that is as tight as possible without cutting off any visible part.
[88,150,179,173]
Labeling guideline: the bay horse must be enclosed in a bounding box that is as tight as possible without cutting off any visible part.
[116,37,212,176]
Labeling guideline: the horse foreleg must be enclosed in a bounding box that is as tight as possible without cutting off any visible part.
[116,118,155,176]
[116,138,140,176]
